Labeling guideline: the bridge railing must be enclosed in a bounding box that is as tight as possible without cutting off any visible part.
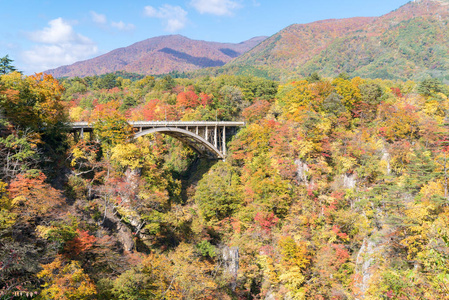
[70,121,245,128]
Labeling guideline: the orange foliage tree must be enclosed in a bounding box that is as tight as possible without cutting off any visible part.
[8,172,64,221]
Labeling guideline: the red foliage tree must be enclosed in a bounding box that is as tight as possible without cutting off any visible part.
[8,172,64,220]
[177,90,200,109]
[64,229,97,257]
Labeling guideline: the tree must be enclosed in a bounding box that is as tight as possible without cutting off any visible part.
[418,78,445,97]
[332,77,362,111]
[322,92,346,115]
[0,72,68,157]
[0,180,15,231]
[306,72,321,83]
[277,237,309,299]
[359,82,383,105]
[0,55,17,75]
[0,129,38,181]
[0,72,48,129]
[154,75,175,91]
[242,100,271,123]
[217,85,246,120]
[8,171,64,221]
[177,90,200,110]
[37,255,97,300]
[95,73,118,90]
[194,162,242,225]
[91,101,133,153]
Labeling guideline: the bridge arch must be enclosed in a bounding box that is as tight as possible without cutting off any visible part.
[70,121,244,160]
[134,127,224,159]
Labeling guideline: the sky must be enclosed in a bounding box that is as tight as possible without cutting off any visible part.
[0,0,410,75]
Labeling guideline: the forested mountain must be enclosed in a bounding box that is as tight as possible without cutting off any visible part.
[45,35,267,78]
[3,57,449,298]
[45,0,449,82]
[229,0,449,81]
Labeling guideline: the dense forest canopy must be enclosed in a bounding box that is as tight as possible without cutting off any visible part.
[1,62,449,299]
[228,0,449,83]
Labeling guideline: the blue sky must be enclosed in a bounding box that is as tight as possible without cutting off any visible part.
[0,0,409,75]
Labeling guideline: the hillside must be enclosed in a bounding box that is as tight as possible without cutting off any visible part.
[4,61,449,298]
[45,35,266,78]
[44,0,449,81]
[229,0,449,81]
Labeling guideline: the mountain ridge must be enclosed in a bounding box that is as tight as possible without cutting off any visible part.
[46,0,449,81]
[45,35,267,78]
[228,0,449,80]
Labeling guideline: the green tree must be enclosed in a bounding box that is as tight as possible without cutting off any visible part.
[306,71,321,83]
[194,162,242,224]
[359,82,383,105]
[154,75,175,91]
[0,55,17,75]
[95,73,119,90]
[418,78,445,97]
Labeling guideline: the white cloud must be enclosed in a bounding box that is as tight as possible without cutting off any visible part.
[144,6,157,17]
[27,18,87,44]
[90,11,107,24]
[90,11,135,31]
[111,21,135,31]
[190,0,241,16]
[22,18,98,72]
[144,5,188,32]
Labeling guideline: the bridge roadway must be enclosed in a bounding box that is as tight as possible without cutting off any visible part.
[70,121,245,159]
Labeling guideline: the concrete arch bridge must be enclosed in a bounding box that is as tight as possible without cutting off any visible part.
[70,121,245,159]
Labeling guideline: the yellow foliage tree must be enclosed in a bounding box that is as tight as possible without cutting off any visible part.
[0,180,15,230]
[332,77,362,110]
[37,255,97,300]
[110,142,152,171]
[277,237,309,300]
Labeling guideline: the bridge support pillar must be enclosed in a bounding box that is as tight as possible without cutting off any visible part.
[222,126,226,157]
[214,126,217,148]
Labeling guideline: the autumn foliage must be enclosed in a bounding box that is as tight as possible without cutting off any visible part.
[3,68,449,299]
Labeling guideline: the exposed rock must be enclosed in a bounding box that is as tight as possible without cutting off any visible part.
[353,232,387,299]
[101,200,135,252]
[342,173,357,189]
[354,238,376,298]
[116,221,135,252]
[118,168,143,229]
[295,159,309,186]
[222,246,239,276]
[264,290,276,300]
[332,172,357,190]
[221,246,239,290]
[381,148,391,174]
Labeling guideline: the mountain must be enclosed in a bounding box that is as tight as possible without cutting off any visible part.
[228,0,449,81]
[45,35,267,78]
[47,0,449,81]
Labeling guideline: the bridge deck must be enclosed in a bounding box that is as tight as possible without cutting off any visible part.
[70,121,245,131]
